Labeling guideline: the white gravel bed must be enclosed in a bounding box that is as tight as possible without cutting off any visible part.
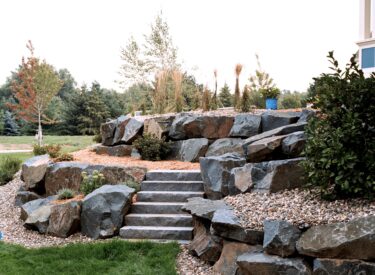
[177,245,214,275]
[224,188,375,230]
[0,172,93,248]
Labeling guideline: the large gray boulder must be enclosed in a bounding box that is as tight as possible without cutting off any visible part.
[298,109,315,123]
[20,195,57,221]
[95,145,133,157]
[21,154,50,189]
[113,117,144,144]
[81,185,135,239]
[313,258,375,275]
[263,220,301,257]
[24,205,52,234]
[47,201,81,238]
[281,131,306,157]
[296,216,375,260]
[229,114,261,138]
[143,115,175,139]
[169,114,234,140]
[237,253,312,275]
[213,241,262,275]
[242,122,307,155]
[182,197,232,221]
[229,158,305,193]
[179,138,209,162]
[211,208,263,245]
[189,217,223,264]
[245,135,286,162]
[44,162,146,195]
[200,153,246,199]
[15,191,41,206]
[205,138,244,157]
[261,111,300,132]
[101,115,129,146]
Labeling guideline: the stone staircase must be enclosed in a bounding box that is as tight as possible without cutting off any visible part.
[119,170,204,242]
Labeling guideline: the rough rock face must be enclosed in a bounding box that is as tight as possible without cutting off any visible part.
[24,205,53,234]
[189,217,223,264]
[242,122,307,154]
[261,111,300,132]
[169,114,234,140]
[21,154,50,189]
[47,201,81,238]
[81,185,135,239]
[313,258,375,275]
[296,216,375,260]
[237,253,312,275]
[211,209,263,245]
[245,135,286,162]
[213,241,262,275]
[143,115,175,139]
[298,109,315,123]
[44,162,146,195]
[263,220,301,257]
[229,114,261,138]
[229,158,305,193]
[113,117,144,144]
[95,145,133,157]
[179,138,209,162]
[101,117,121,146]
[182,197,232,221]
[20,196,57,221]
[205,138,244,157]
[200,153,246,199]
[281,131,306,157]
[15,191,41,206]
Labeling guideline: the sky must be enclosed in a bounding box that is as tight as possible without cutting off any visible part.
[0,0,359,93]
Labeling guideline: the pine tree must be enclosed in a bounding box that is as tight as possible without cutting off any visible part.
[0,110,4,135]
[234,64,243,110]
[219,83,233,107]
[202,87,211,112]
[4,111,20,136]
[241,86,252,112]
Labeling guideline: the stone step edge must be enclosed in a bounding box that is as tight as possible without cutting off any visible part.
[132,202,186,206]
[137,191,205,194]
[120,226,193,230]
[142,180,204,183]
[126,213,192,218]
[120,239,190,244]
[147,170,201,173]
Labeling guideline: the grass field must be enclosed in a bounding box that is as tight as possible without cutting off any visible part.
[0,152,33,162]
[0,240,180,275]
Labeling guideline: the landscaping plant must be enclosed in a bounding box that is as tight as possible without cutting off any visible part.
[241,85,253,112]
[122,180,141,192]
[57,188,76,200]
[234,64,243,110]
[33,144,61,158]
[303,52,375,199]
[54,153,74,162]
[133,134,171,161]
[0,156,22,185]
[80,170,106,195]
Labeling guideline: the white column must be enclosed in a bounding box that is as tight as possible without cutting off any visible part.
[372,0,375,37]
[360,0,371,39]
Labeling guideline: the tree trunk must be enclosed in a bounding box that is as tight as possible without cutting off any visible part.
[38,111,43,146]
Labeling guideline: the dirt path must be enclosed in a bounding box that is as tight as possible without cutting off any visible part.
[0,144,33,151]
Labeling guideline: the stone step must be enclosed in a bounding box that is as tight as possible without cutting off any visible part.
[125,214,193,227]
[146,170,202,181]
[136,191,205,202]
[119,226,193,240]
[141,181,204,192]
[131,202,186,214]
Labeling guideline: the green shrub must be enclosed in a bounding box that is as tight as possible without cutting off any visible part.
[278,91,307,109]
[93,134,102,143]
[260,87,280,99]
[122,180,140,192]
[133,134,171,161]
[303,52,375,199]
[33,144,61,158]
[55,153,74,162]
[57,188,76,200]
[0,156,22,185]
[80,170,105,195]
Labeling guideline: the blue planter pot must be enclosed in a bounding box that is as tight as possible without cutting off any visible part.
[266,98,278,110]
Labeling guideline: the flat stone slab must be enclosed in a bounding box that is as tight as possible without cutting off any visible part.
[182,197,232,221]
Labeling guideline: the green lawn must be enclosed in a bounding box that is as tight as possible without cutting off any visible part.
[0,135,94,153]
[0,152,33,162]
[0,240,180,275]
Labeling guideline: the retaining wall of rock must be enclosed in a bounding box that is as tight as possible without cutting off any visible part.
[182,197,375,275]
[99,110,315,162]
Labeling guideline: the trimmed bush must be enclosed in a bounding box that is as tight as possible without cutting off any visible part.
[55,153,74,162]
[80,170,105,195]
[303,52,375,199]
[0,156,22,185]
[33,144,61,158]
[133,134,171,161]
[57,188,76,200]
[122,180,140,192]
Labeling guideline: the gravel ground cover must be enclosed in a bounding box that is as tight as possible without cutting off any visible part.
[224,188,375,230]
[176,245,214,275]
